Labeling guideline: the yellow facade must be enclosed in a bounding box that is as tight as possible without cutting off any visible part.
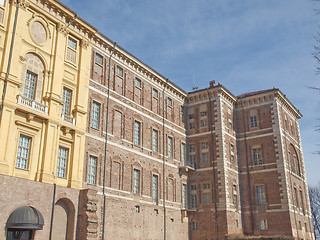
[0,0,95,189]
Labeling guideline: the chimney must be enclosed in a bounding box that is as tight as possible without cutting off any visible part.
[209,80,215,88]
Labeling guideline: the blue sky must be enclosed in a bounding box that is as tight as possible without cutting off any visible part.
[60,0,320,185]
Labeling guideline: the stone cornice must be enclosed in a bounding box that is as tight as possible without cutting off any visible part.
[236,89,302,119]
[186,85,236,105]
[92,33,187,100]
[275,91,302,119]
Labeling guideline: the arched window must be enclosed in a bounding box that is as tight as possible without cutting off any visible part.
[6,206,44,240]
[20,53,45,103]
[288,144,301,176]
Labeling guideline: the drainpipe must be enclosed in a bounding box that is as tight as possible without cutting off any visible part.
[48,183,56,240]
[102,42,116,240]
[207,89,219,240]
[0,0,20,126]
[162,78,169,240]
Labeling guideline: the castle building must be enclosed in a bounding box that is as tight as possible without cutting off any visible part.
[0,0,314,239]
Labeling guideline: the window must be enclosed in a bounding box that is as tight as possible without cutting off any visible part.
[201,152,209,163]
[168,136,173,158]
[233,185,238,210]
[134,78,142,104]
[201,142,208,150]
[134,121,141,145]
[62,87,72,116]
[284,114,288,129]
[66,37,77,63]
[252,148,262,165]
[191,221,197,231]
[133,169,140,194]
[259,219,268,230]
[203,183,210,189]
[200,119,207,127]
[189,144,195,153]
[182,184,187,209]
[57,147,68,178]
[189,122,194,129]
[200,111,207,117]
[24,71,37,100]
[95,53,103,65]
[152,174,158,203]
[152,129,158,152]
[16,135,31,169]
[135,205,140,213]
[135,78,141,88]
[88,156,97,184]
[256,185,266,205]
[250,116,257,128]
[91,101,100,129]
[189,155,196,169]
[152,88,158,98]
[231,144,235,163]
[181,143,186,166]
[293,155,301,175]
[167,97,172,107]
[299,221,302,230]
[202,183,211,204]
[300,190,305,214]
[234,194,238,211]
[116,66,123,77]
[294,187,299,208]
[188,114,194,119]
[190,185,197,210]
[202,192,211,204]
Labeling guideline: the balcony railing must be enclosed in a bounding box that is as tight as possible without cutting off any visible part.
[18,95,48,114]
[62,114,76,125]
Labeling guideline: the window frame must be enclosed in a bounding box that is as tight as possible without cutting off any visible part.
[95,52,103,66]
[152,129,159,152]
[190,184,197,210]
[252,147,262,165]
[152,174,159,204]
[152,88,158,98]
[181,143,186,166]
[24,71,38,100]
[250,116,258,128]
[66,36,77,64]
[134,120,141,146]
[62,87,72,116]
[167,97,173,108]
[167,136,173,158]
[182,184,187,209]
[135,78,142,89]
[87,155,97,185]
[256,185,266,205]
[133,169,140,195]
[16,134,32,170]
[200,119,208,127]
[91,101,101,129]
[57,147,68,178]
[116,65,123,78]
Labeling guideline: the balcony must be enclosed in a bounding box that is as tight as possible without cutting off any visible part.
[18,95,48,114]
[62,114,76,125]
